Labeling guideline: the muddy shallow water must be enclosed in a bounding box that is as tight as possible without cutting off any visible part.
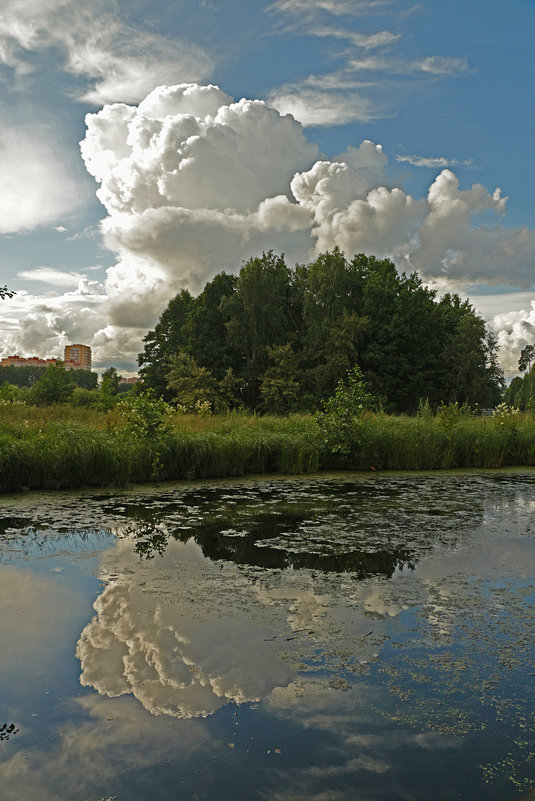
[1,469,535,801]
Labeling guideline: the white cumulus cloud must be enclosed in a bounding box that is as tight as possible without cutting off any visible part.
[2,83,533,371]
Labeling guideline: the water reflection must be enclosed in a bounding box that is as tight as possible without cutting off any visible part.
[1,471,535,800]
[107,474,494,577]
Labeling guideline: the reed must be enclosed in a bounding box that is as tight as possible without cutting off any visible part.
[1,403,534,492]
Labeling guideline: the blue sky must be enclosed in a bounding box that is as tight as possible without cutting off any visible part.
[0,0,533,373]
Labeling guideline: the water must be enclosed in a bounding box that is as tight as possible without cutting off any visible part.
[1,470,535,801]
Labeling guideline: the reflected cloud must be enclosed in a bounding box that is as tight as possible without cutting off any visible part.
[0,693,207,801]
[77,540,296,718]
[0,564,85,675]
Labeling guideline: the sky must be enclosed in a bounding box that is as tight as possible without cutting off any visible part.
[0,0,533,376]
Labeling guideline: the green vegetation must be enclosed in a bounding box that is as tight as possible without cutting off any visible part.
[138,249,504,413]
[0,253,530,493]
[505,362,535,411]
[0,363,97,390]
[1,398,534,493]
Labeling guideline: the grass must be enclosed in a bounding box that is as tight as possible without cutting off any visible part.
[1,402,534,492]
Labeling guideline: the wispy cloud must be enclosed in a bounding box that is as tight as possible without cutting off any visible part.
[0,0,212,105]
[319,28,401,49]
[347,54,469,75]
[411,55,469,75]
[268,0,396,18]
[396,154,476,169]
[266,0,470,127]
[268,87,379,126]
[17,268,88,287]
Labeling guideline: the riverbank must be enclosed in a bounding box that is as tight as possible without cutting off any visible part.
[1,403,534,492]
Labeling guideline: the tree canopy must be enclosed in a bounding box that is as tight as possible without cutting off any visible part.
[138,250,504,413]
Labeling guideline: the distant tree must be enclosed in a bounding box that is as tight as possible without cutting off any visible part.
[29,361,75,405]
[519,344,535,373]
[71,369,98,390]
[71,387,99,408]
[0,382,25,402]
[504,376,524,409]
[100,367,121,394]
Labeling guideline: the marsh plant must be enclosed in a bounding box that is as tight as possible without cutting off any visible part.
[116,392,173,439]
[2,395,535,492]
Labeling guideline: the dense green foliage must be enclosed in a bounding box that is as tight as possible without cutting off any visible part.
[0,364,97,390]
[0,401,534,493]
[504,366,535,411]
[138,250,503,413]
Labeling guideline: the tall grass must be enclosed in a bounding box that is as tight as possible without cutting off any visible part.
[1,402,534,492]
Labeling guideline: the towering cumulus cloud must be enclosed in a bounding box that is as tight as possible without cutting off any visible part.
[78,82,534,370]
[81,84,318,332]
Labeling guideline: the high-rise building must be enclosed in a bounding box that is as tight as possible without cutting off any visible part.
[64,344,92,370]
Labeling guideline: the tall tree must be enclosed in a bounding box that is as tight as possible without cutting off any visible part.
[221,252,298,407]
[184,272,238,379]
[297,249,366,404]
[138,289,193,399]
[260,344,301,414]
[519,344,535,373]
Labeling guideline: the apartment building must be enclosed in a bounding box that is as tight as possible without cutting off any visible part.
[64,344,92,370]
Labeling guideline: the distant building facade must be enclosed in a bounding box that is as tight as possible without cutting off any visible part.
[0,356,57,368]
[64,344,92,370]
[1,344,93,371]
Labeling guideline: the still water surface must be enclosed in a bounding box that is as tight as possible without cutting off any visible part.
[1,470,535,801]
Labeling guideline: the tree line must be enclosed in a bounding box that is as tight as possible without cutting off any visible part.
[504,345,535,410]
[138,249,503,414]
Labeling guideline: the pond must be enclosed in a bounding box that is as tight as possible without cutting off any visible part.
[1,470,535,801]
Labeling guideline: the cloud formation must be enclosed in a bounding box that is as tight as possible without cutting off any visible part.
[1,82,533,370]
[0,0,212,105]
[0,124,81,234]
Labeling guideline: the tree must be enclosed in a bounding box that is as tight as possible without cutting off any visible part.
[519,344,535,373]
[166,350,220,410]
[297,249,366,404]
[221,252,298,408]
[98,367,122,411]
[260,344,301,414]
[218,367,242,410]
[315,365,375,456]
[184,272,238,379]
[138,289,193,399]
[135,249,505,414]
[29,362,75,405]
[0,286,15,299]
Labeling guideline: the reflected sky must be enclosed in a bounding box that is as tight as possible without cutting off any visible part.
[1,471,535,800]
